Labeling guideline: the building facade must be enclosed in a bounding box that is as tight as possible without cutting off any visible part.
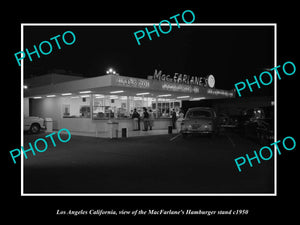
[24,73,235,137]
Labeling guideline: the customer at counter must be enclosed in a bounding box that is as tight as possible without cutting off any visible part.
[171,108,177,129]
[132,108,140,131]
[142,107,150,131]
[149,109,154,130]
[176,108,185,133]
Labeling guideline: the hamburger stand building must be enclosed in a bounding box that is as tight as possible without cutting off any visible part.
[24,70,235,137]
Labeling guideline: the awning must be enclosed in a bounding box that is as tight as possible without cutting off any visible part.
[24,74,235,99]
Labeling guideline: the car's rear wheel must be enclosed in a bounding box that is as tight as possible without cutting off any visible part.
[30,123,40,134]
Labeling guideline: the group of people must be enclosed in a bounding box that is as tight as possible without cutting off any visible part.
[132,107,154,131]
[132,107,185,131]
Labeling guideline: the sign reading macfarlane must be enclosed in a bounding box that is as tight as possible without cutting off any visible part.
[152,69,215,88]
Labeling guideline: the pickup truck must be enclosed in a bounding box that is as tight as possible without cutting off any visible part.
[24,116,45,134]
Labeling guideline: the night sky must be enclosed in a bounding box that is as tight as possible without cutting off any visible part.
[24,25,274,96]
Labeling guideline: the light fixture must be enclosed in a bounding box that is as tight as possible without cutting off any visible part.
[157,94,171,97]
[80,95,90,98]
[106,68,118,75]
[24,85,28,89]
[110,90,124,94]
[177,96,190,99]
[109,95,118,99]
[33,96,42,99]
[136,92,150,96]
[46,95,56,98]
[61,93,72,96]
[190,97,206,101]
[79,90,91,94]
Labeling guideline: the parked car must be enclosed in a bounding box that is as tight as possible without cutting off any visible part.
[24,116,45,134]
[219,113,240,128]
[244,118,274,145]
[242,107,274,144]
[180,107,218,137]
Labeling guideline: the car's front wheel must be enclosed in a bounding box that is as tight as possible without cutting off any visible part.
[30,123,40,134]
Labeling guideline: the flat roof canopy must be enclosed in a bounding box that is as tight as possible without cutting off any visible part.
[24,74,235,100]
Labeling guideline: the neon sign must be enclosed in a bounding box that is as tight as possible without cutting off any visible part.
[152,69,215,88]
[207,89,234,97]
[115,77,150,89]
[161,83,200,93]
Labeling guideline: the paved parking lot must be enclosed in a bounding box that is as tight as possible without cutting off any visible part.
[23,131,274,194]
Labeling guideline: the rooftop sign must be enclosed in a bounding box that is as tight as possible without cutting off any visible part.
[152,69,215,88]
[115,76,150,89]
[25,74,234,99]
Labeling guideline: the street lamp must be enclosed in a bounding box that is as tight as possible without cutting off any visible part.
[106,68,118,75]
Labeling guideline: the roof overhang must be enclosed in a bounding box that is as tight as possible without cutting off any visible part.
[24,74,235,99]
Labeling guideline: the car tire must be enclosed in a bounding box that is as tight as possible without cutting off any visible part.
[30,123,40,134]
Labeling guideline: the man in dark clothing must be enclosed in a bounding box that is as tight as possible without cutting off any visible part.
[142,107,149,131]
[132,108,140,130]
[171,109,177,129]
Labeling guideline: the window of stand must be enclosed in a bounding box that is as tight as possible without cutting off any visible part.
[62,96,91,118]
[92,95,182,120]
[61,94,182,119]
[153,98,181,118]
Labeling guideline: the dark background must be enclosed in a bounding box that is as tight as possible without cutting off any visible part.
[4,2,298,221]
[23,25,274,97]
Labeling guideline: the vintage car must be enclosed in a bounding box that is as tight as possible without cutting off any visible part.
[24,116,45,134]
[180,107,218,137]
[219,113,239,128]
[241,107,274,144]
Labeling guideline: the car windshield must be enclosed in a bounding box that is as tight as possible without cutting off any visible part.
[186,110,212,118]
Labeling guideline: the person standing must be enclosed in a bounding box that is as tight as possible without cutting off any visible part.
[142,107,149,131]
[176,108,184,133]
[148,109,154,130]
[171,108,177,129]
[132,108,140,131]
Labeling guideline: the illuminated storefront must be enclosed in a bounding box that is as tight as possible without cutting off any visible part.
[24,73,235,136]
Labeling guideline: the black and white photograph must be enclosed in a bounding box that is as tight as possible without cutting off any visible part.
[4,4,298,221]
[22,24,275,195]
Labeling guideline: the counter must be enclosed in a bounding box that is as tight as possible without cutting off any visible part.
[59,117,172,136]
